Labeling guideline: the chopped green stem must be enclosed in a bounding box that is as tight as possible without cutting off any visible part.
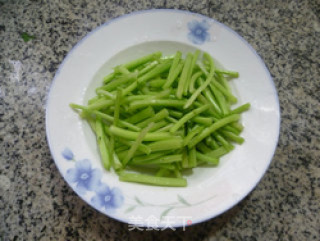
[161,54,175,60]
[103,72,115,83]
[168,109,183,118]
[197,94,222,119]
[207,147,229,158]
[132,151,171,163]
[115,65,130,75]
[87,99,114,110]
[102,72,137,91]
[87,96,101,105]
[165,116,178,123]
[125,106,154,124]
[96,119,111,170]
[153,154,182,164]
[196,142,212,153]
[170,105,209,133]
[136,108,169,128]
[138,60,172,84]
[211,80,237,103]
[122,81,138,97]
[117,138,151,155]
[216,72,231,93]
[141,86,154,95]
[206,137,220,150]
[123,123,155,166]
[176,53,192,99]
[230,103,251,115]
[129,99,186,111]
[189,148,197,168]
[156,168,171,177]
[163,61,184,89]
[115,144,128,152]
[188,114,240,148]
[189,71,203,94]
[93,111,141,131]
[134,154,182,165]
[157,163,176,170]
[133,162,173,169]
[197,62,209,76]
[167,51,181,83]
[103,125,111,135]
[156,123,174,132]
[96,89,115,99]
[126,95,152,102]
[111,152,123,171]
[149,120,168,132]
[211,84,229,115]
[110,125,173,141]
[113,90,122,126]
[87,117,97,133]
[174,169,182,178]
[219,130,244,144]
[192,116,212,126]
[183,125,205,146]
[116,151,127,161]
[148,78,167,88]
[117,149,143,161]
[196,152,219,165]
[123,51,162,70]
[201,84,223,116]
[148,137,183,152]
[109,134,115,167]
[182,147,189,168]
[184,62,215,109]
[70,103,88,111]
[213,133,234,151]
[145,89,171,99]
[184,50,200,95]
[215,69,239,78]
[70,104,140,131]
[203,52,214,69]
[119,172,187,187]
[230,122,244,132]
[222,125,241,135]
[137,61,158,77]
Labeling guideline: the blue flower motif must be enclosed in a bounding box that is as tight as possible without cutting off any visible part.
[91,183,124,212]
[187,19,210,44]
[62,147,74,161]
[66,159,102,194]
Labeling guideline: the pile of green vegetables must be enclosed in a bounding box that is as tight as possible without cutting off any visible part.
[70,50,250,187]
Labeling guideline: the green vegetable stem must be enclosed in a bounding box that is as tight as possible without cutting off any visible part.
[70,50,250,187]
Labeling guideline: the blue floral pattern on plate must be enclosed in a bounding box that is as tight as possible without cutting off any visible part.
[60,147,217,220]
[187,19,210,44]
[62,148,124,211]
[91,183,124,212]
[61,147,74,161]
[66,159,102,194]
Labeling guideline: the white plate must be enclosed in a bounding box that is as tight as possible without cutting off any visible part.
[46,9,280,228]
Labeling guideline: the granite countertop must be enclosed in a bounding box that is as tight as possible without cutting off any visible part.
[1,0,319,240]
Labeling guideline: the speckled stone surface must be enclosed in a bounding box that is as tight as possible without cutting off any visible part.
[0,0,319,240]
